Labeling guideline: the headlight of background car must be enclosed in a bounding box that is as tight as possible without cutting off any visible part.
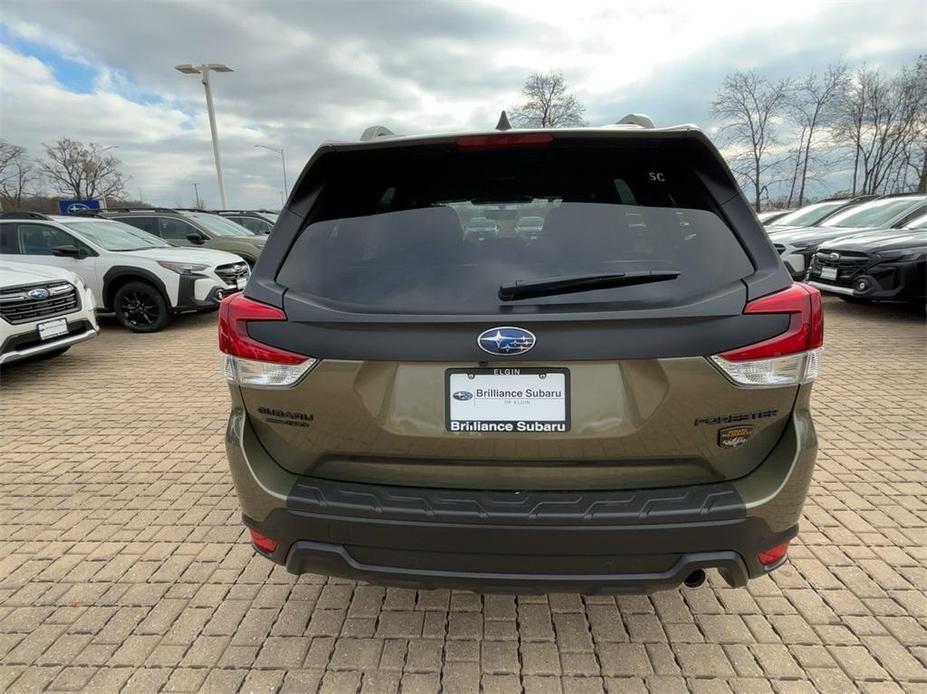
[790,240,818,251]
[875,247,926,261]
[157,261,209,274]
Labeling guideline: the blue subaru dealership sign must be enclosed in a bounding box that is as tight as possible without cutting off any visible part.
[58,199,101,214]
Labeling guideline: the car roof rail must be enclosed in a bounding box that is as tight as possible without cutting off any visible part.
[615,113,655,128]
[874,191,926,199]
[103,206,178,214]
[0,210,54,220]
[360,125,396,141]
[63,209,104,217]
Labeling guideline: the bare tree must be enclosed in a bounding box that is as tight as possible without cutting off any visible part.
[786,63,848,205]
[835,60,926,195]
[711,71,790,211]
[0,141,40,208]
[39,138,126,201]
[899,54,927,193]
[510,71,586,128]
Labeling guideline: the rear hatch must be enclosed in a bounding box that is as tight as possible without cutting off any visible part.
[232,130,805,490]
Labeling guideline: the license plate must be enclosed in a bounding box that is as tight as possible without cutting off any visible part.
[820,266,838,280]
[38,318,68,340]
[446,367,570,432]
[236,276,248,289]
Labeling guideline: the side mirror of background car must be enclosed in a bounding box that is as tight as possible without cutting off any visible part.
[186,233,206,244]
[51,245,82,258]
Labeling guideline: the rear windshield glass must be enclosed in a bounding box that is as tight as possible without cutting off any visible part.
[278,146,754,314]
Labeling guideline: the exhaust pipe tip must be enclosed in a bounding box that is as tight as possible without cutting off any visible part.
[683,568,707,589]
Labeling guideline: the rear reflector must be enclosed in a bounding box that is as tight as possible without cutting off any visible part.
[218,293,316,387]
[711,283,823,387]
[249,528,278,553]
[456,133,554,150]
[757,540,790,567]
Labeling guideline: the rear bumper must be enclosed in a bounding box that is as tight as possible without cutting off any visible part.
[245,499,793,594]
[226,406,816,594]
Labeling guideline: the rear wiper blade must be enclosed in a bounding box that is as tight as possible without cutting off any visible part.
[498,270,680,301]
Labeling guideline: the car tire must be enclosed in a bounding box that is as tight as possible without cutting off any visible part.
[114,281,172,332]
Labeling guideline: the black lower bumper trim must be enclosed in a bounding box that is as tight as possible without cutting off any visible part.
[174,284,234,313]
[243,474,796,593]
[283,540,750,594]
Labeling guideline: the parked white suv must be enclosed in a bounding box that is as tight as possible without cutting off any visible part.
[0,213,250,332]
[0,260,99,365]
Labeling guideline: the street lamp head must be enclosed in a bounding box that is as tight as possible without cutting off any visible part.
[207,64,234,73]
[174,64,200,74]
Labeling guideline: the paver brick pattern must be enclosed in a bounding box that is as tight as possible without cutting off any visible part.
[0,298,925,693]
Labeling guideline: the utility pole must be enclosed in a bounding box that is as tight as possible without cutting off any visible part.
[193,183,203,208]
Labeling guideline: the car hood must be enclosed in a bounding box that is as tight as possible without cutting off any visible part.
[768,225,879,246]
[819,229,927,253]
[0,260,78,288]
[121,247,247,266]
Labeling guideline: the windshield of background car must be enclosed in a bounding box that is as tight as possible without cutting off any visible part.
[276,146,754,314]
[903,212,927,230]
[770,200,845,227]
[821,198,924,228]
[186,212,255,236]
[63,220,170,250]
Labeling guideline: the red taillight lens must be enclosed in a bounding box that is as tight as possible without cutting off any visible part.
[710,283,823,387]
[218,293,305,364]
[249,528,278,553]
[456,133,554,150]
[218,293,317,387]
[721,283,823,361]
[758,540,790,567]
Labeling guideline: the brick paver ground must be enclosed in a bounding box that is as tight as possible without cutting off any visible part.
[1,297,925,693]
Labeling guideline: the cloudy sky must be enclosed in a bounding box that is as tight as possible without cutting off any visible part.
[1,0,924,208]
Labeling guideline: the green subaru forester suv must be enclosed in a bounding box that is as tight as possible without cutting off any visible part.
[219,120,823,594]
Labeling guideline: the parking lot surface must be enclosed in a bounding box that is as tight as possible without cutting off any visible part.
[1,297,925,694]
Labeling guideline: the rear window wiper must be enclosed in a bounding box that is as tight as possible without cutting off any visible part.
[498,270,680,301]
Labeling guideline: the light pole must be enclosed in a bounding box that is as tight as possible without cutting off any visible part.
[176,63,233,208]
[193,183,203,208]
[254,144,288,200]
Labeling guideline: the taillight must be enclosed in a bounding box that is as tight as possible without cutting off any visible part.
[757,540,790,567]
[218,293,317,387]
[249,528,278,554]
[710,283,823,387]
[456,133,554,150]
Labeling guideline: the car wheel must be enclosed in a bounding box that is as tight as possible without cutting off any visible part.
[837,295,871,304]
[114,281,172,332]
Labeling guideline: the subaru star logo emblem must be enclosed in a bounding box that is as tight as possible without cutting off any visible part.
[452,391,473,401]
[477,326,536,356]
[829,252,840,261]
[27,288,50,300]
